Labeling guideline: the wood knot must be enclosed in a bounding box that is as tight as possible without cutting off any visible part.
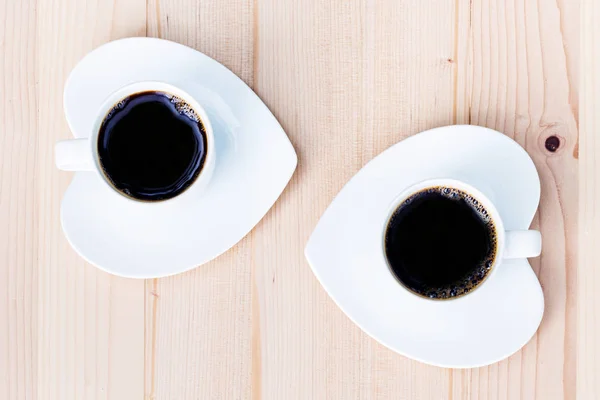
[538,123,569,155]
[544,136,560,152]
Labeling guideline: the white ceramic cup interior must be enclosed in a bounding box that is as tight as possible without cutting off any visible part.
[381,178,542,301]
[55,81,215,205]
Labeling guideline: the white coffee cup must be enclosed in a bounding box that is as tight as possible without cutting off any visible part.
[382,178,542,301]
[55,81,215,206]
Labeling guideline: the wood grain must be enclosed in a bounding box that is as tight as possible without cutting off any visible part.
[578,0,599,398]
[36,0,146,399]
[0,1,38,399]
[453,1,579,399]
[253,1,455,399]
[145,1,255,399]
[0,0,594,398]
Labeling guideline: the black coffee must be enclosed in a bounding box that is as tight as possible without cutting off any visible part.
[97,91,207,201]
[384,187,497,300]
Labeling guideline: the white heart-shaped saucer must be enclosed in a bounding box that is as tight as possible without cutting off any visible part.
[305,125,543,368]
[61,38,297,278]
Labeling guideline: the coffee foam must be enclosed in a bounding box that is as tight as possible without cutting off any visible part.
[104,98,127,120]
[164,93,201,122]
[105,91,202,124]
[395,186,497,300]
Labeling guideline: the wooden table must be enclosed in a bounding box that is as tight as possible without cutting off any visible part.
[1,0,598,399]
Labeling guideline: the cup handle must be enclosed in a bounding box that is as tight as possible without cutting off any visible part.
[503,230,542,259]
[55,138,94,171]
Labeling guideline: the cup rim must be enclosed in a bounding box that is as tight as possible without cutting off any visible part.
[88,80,215,205]
[380,178,505,303]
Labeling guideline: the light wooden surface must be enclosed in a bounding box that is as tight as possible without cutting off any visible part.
[0,0,595,399]
[579,0,600,399]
